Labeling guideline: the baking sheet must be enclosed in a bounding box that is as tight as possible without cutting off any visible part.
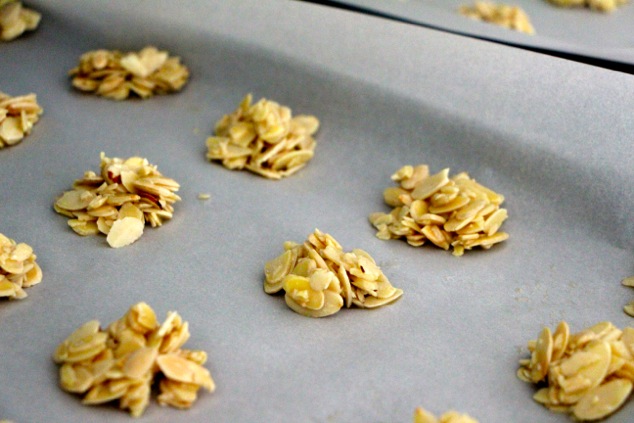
[1,1,634,422]
[316,0,634,66]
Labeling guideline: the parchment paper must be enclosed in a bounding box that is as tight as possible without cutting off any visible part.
[0,1,633,422]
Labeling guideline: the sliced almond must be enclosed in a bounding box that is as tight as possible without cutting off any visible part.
[106,217,144,248]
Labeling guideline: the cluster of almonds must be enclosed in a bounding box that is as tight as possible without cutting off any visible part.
[459,1,535,35]
[413,407,479,423]
[69,46,189,100]
[517,321,634,421]
[264,229,402,318]
[0,91,43,148]
[0,233,42,300]
[547,0,628,12]
[54,153,180,248]
[53,302,215,417]
[369,165,508,257]
[206,94,319,179]
[622,275,634,317]
[0,1,40,41]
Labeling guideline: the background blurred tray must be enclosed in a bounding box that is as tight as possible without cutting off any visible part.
[1,0,633,421]
[312,0,634,70]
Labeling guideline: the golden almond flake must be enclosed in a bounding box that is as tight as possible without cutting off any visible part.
[54,153,180,247]
[413,407,479,423]
[459,1,535,34]
[573,378,632,421]
[264,229,401,317]
[371,164,508,255]
[0,1,41,41]
[156,354,215,391]
[122,347,158,379]
[0,233,42,300]
[53,302,215,416]
[529,328,554,383]
[106,216,144,248]
[623,275,634,317]
[197,193,211,200]
[546,0,628,12]
[206,94,319,179]
[69,46,189,100]
[552,321,571,362]
[411,168,450,201]
[518,321,634,420]
[0,91,43,148]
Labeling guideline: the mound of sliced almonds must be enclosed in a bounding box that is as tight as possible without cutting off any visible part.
[53,302,215,417]
[69,46,189,100]
[517,321,634,421]
[369,164,508,256]
[413,407,479,423]
[54,153,180,248]
[0,1,40,41]
[546,0,628,12]
[0,91,43,148]
[264,229,402,318]
[0,233,42,300]
[206,94,319,179]
[459,1,535,35]
[623,276,634,317]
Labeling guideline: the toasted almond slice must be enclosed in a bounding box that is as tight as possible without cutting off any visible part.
[413,407,438,423]
[464,232,509,248]
[118,203,144,221]
[530,326,553,382]
[272,150,314,170]
[309,268,334,292]
[622,276,634,287]
[23,263,42,288]
[0,279,16,297]
[483,208,508,235]
[564,341,612,392]
[67,219,99,236]
[0,1,21,27]
[156,353,215,391]
[391,165,414,182]
[552,321,570,362]
[19,7,41,31]
[411,168,450,200]
[353,288,403,308]
[285,290,343,318]
[264,249,297,286]
[384,187,410,207]
[59,363,95,393]
[106,217,144,248]
[284,275,325,310]
[337,264,353,308]
[86,205,118,218]
[9,243,32,261]
[573,378,632,421]
[516,367,531,383]
[291,115,319,135]
[428,195,471,214]
[82,383,127,405]
[0,116,23,144]
[123,347,157,380]
[421,225,450,250]
[56,190,94,211]
[400,164,429,189]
